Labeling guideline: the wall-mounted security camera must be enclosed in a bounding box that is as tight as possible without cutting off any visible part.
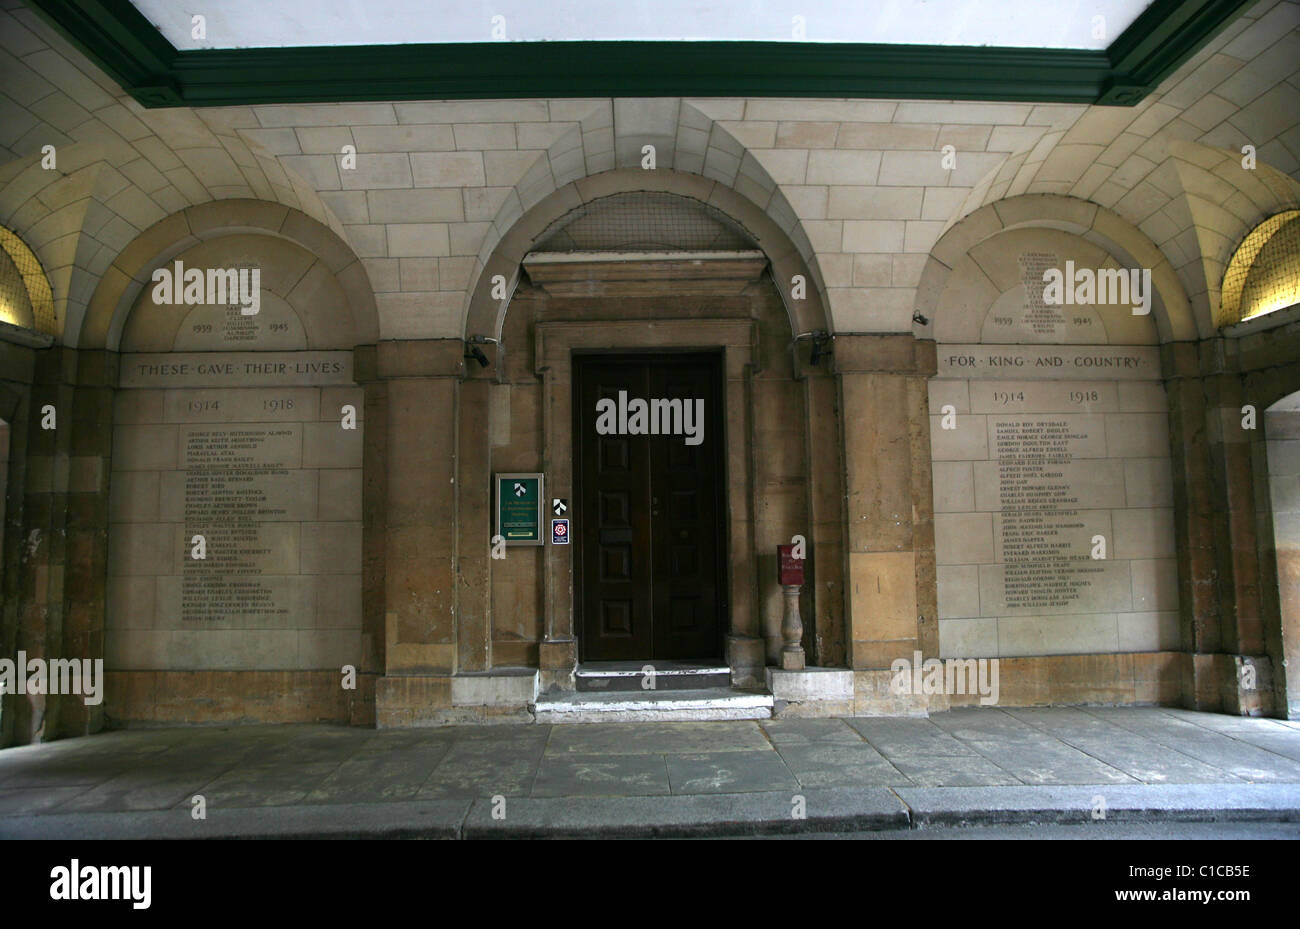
[809,332,830,366]
[912,312,930,326]
[791,330,833,369]
[464,335,499,369]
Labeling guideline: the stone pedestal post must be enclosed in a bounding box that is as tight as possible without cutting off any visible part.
[780,584,805,670]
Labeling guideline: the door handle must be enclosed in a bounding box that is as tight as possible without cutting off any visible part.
[651,495,660,517]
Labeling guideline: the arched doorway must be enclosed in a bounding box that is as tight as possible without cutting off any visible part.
[477,180,844,696]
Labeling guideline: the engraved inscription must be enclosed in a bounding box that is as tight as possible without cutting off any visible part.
[181,426,297,623]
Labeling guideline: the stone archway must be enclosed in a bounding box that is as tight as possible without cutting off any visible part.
[79,199,379,352]
[464,167,832,342]
[914,192,1192,705]
[97,198,381,726]
[913,194,1195,344]
[457,177,843,696]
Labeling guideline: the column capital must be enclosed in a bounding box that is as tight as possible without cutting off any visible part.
[831,333,936,376]
[356,339,467,381]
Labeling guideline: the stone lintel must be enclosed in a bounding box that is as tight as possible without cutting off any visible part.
[523,251,768,297]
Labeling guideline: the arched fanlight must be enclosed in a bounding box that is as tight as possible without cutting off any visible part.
[1219,210,1300,326]
[0,226,57,335]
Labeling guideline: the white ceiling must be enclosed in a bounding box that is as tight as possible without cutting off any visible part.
[132,0,1152,50]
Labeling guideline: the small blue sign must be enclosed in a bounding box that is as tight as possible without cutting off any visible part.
[552,518,569,544]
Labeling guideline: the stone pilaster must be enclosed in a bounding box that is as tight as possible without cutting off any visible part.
[0,345,115,744]
[455,366,494,673]
[803,368,847,668]
[833,334,937,713]
[58,350,116,739]
[1162,323,1300,717]
[374,340,463,680]
[0,339,37,748]
[354,345,387,685]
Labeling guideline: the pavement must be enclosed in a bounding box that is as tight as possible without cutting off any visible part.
[3,705,1300,838]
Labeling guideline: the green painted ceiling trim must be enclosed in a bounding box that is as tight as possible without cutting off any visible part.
[23,0,1259,108]
[1103,0,1260,100]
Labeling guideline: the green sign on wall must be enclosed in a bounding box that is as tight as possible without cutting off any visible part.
[495,473,545,545]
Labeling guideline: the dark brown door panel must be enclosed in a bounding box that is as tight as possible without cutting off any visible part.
[575,353,726,661]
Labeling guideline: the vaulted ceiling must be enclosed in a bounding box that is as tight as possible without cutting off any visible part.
[1,0,1297,342]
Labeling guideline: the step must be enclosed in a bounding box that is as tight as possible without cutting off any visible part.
[532,687,774,723]
[575,660,731,693]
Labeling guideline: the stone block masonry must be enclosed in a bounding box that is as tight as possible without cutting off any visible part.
[931,345,1179,660]
[107,351,364,673]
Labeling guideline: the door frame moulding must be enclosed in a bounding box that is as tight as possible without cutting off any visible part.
[534,319,762,690]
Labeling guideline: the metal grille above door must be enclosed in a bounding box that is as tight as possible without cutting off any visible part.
[535,192,757,252]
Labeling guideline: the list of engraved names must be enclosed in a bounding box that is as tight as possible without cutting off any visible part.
[181,426,291,622]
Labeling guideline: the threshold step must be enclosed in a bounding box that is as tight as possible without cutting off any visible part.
[533,687,773,723]
[576,660,731,692]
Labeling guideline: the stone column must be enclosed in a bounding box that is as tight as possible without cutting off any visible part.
[725,355,762,684]
[1240,334,1300,719]
[355,346,386,721]
[535,340,576,691]
[59,350,116,739]
[780,584,805,669]
[0,339,39,747]
[0,345,114,744]
[803,367,847,668]
[455,370,493,673]
[1163,342,1220,656]
[1162,333,1300,717]
[834,335,938,714]
[372,341,463,725]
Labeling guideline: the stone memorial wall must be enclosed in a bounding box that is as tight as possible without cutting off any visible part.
[930,344,1180,658]
[106,351,365,671]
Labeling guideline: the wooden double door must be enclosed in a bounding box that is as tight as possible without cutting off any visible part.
[574,353,727,661]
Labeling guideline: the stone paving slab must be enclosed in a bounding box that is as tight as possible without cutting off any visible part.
[771,742,911,788]
[2,707,1300,838]
[461,789,911,839]
[546,720,770,754]
[532,753,671,797]
[0,798,474,840]
[665,751,800,794]
[886,754,1022,787]
[844,717,978,756]
[895,783,1300,826]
